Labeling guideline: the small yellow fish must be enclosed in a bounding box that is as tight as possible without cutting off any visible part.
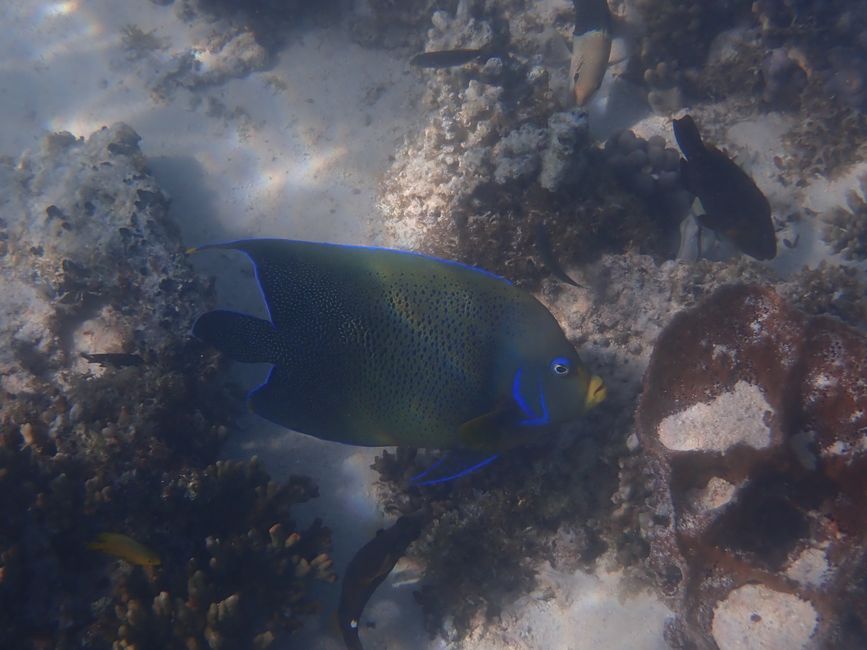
[87,533,161,566]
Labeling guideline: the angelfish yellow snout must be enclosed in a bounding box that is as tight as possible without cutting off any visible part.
[585,375,606,410]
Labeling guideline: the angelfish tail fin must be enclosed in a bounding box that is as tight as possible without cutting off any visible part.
[192,310,278,363]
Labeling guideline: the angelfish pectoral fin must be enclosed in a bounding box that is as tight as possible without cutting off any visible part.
[410,450,500,487]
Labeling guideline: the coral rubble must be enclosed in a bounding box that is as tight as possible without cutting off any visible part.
[0,126,332,649]
[634,284,867,649]
[822,175,867,261]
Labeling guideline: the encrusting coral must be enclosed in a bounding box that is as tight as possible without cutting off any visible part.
[633,284,867,649]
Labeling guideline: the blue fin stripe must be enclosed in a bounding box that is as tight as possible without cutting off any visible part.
[409,455,447,483]
[520,382,549,426]
[512,368,534,419]
[412,453,500,486]
[512,369,550,426]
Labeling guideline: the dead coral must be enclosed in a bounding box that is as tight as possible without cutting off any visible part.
[822,176,867,260]
[121,24,168,59]
[627,0,752,112]
[380,4,683,287]
[783,77,867,178]
[0,126,333,649]
[375,425,618,643]
[350,0,458,49]
[783,261,867,330]
[752,0,867,176]
[633,284,867,649]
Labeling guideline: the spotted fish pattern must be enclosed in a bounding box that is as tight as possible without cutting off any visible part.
[193,239,605,451]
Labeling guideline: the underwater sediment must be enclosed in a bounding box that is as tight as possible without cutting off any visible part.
[0,125,334,649]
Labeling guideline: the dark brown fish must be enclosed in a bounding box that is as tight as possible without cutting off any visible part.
[337,514,425,650]
[673,115,776,260]
[409,48,491,69]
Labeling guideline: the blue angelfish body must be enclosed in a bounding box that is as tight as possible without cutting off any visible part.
[192,239,605,454]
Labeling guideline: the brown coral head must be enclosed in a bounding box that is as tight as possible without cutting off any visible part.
[636,283,867,648]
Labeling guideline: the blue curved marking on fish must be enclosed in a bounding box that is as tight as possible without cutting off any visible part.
[511,368,550,426]
[410,452,500,487]
[192,239,606,482]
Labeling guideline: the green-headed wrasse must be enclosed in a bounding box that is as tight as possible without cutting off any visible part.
[87,533,160,566]
[337,515,425,650]
[191,239,606,482]
[673,115,776,260]
[570,0,612,105]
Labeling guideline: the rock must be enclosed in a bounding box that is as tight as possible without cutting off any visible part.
[635,284,867,648]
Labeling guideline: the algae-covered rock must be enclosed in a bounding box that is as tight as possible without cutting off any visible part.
[0,126,333,649]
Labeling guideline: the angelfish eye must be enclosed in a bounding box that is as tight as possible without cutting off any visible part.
[550,357,571,376]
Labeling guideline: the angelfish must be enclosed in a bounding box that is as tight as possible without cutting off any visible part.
[570,0,613,105]
[337,514,425,650]
[673,115,776,260]
[192,239,605,483]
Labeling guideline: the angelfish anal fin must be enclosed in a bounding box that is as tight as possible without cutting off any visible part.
[410,450,500,487]
[457,401,520,448]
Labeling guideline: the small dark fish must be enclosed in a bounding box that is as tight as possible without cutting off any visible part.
[409,48,491,69]
[80,352,144,368]
[673,115,776,260]
[338,515,425,650]
[570,0,612,105]
[535,223,581,288]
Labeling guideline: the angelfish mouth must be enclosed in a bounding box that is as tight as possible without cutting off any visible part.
[585,375,606,409]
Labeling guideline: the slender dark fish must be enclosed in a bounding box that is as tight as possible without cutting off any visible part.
[673,115,776,260]
[570,0,612,105]
[410,48,491,69]
[534,222,581,287]
[80,352,144,368]
[337,515,425,650]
